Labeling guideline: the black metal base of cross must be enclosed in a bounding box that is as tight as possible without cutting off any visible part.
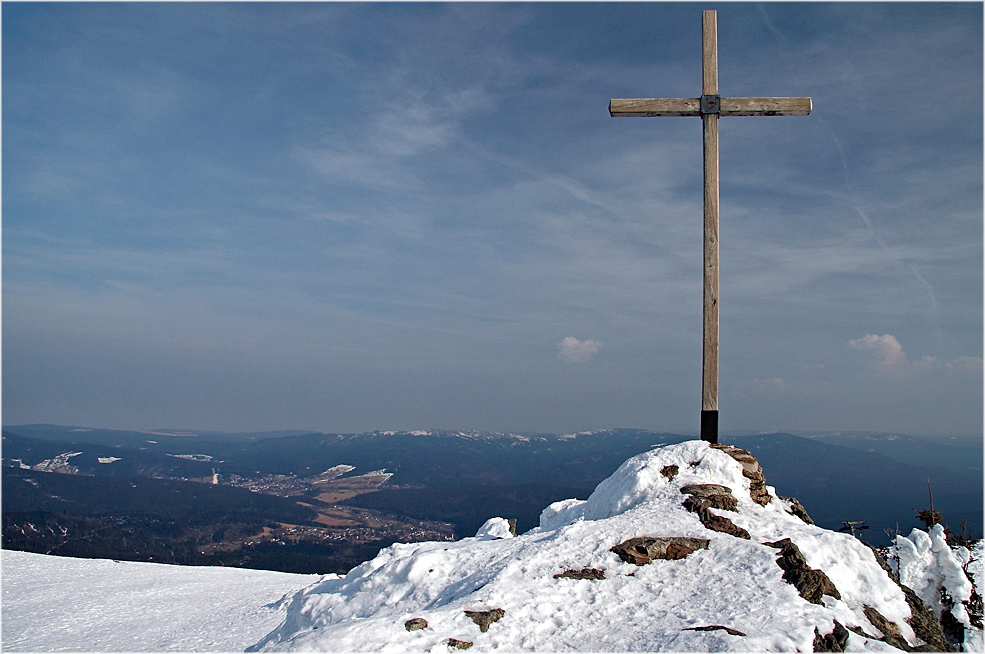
[700,410,718,444]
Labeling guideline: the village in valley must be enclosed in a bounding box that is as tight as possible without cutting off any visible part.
[200,465,455,557]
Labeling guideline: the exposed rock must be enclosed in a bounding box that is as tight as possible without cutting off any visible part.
[447,638,473,649]
[683,625,746,636]
[862,605,909,651]
[682,493,738,514]
[710,443,772,505]
[901,583,957,652]
[554,568,606,580]
[611,536,709,565]
[844,624,873,639]
[464,608,505,633]
[660,464,679,481]
[813,621,849,652]
[680,483,732,497]
[404,617,428,631]
[680,484,738,512]
[507,519,517,537]
[779,495,815,524]
[939,595,965,647]
[699,513,751,539]
[765,538,841,604]
[679,484,750,539]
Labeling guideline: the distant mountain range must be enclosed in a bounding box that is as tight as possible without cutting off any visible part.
[2,424,981,547]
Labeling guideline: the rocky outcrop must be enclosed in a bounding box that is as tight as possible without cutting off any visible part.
[780,495,815,525]
[447,638,472,649]
[554,568,606,580]
[860,605,909,651]
[813,621,850,652]
[900,584,956,651]
[680,484,750,539]
[464,609,505,633]
[660,464,679,481]
[765,538,841,604]
[611,536,709,565]
[404,617,428,631]
[684,625,746,636]
[680,484,738,512]
[711,443,772,505]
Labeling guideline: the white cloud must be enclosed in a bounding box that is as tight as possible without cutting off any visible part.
[557,337,603,364]
[847,333,949,379]
[848,334,908,374]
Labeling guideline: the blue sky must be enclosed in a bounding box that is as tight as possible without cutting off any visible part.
[3,2,982,436]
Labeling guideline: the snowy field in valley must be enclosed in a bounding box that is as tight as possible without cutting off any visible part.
[1,550,324,652]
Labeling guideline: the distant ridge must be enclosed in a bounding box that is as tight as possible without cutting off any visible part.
[4,425,981,544]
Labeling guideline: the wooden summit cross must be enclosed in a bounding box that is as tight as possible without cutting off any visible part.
[610,10,811,444]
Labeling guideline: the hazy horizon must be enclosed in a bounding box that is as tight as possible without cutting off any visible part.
[3,422,981,444]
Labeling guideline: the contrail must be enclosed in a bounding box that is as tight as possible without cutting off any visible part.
[825,124,943,344]
[756,3,787,44]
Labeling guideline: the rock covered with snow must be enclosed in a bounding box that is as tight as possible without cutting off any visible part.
[250,440,948,652]
[473,518,516,540]
[890,525,982,651]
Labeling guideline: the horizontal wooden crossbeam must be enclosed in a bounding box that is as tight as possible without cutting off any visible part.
[609,96,812,117]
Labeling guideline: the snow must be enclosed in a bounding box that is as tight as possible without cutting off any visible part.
[1,550,324,652]
[31,451,83,472]
[97,456,122,463]
[250,441,922,652]
[168,453,213,461]
[3,440,978,653]
[474,517,516,540]
[891,525,982,651]
[322,464,356,477]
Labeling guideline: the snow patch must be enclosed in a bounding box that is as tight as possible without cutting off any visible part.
[31,452,83,473]
[167,453,213,462]
[474,518,515,540]
[97,457,122,464]
[312,464,355,481]
[538,498,586,530]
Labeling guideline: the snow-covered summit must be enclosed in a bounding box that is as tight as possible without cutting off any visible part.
[251,440,960,652]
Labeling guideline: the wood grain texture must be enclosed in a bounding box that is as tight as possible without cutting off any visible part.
[702,112,719,413]
[609,98,700,117]
[702,11,718,96]
[610,96,812,118]
[720,97,812,116]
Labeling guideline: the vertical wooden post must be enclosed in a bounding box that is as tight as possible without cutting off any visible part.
[701,10,720,444]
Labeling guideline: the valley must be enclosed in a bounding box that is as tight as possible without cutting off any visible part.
[2,425,981,574]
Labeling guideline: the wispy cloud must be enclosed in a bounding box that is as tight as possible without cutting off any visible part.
[846,334,980,381]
